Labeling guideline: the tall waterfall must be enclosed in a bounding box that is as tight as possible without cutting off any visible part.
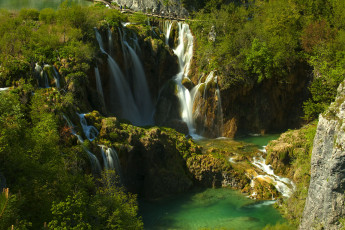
[163,22,223,138]
[94,66,105,101]
[165,22,197,136]
[125,42,154,125]
[94,27,154,126]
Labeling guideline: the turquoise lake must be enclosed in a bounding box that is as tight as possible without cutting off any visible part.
[140,134,286,229]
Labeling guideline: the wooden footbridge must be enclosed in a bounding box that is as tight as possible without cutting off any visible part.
[93,0,187,21]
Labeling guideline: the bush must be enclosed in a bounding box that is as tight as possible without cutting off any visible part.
[39,8,56,24]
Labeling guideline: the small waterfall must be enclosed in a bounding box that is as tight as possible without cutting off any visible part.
[124,42,154,125]
[164,21,173,45]
[34,63,50,88]
[53,67,61,89]
[252,154,295,198]
[100,145,123,182]
[77,113,99,141]
[94,28,106,53]
[63,115,101,174]
[94,66,105,100]
[191,72,224,137]
[107,27,113,54]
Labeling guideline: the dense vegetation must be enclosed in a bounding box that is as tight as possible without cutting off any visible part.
[0,3,145,230]
[188,0,345,121]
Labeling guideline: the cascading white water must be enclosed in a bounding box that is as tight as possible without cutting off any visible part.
[77,113,99,141]
[164,21,173,45]
[94,66,104,100]
[252,154,295,198]
[94,27,106,53]
[53,66,61,89]
[63,115,101,174]
[94,28,143,125]
[124,42,154,125]
[169,22,197,136]
[35,63,50,88]
[107,57,142,124]
[100,145,123,182]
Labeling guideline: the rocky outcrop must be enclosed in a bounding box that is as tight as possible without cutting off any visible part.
[186,154,248,189]
[299,81,345,230]
[98,116,200,198]
[112,0,189,18]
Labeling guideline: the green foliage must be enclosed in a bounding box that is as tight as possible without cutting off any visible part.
[39,8,56,23]
[48,171,143,230]
[48,192,92,230]
[190,0,345,119]
[19,8,39,21]
[128,12,148,25]
[245,39,274,83]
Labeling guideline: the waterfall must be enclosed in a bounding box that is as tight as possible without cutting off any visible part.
[107,57,142,124]
[107,27,113,54]
[100,145,123,182]
[62,115,101,174]
[215,79,224,136]
[252,154,295,198]
[77,113,99,141]
[94,28,143,125]
[191,72,224,137]
[35,63,50,88]
[164,21,173,45]
[53,66,61,89]
[124,42,154,125]
[94,66,105,100]
[169,22,197,137]
[94,27,106,53]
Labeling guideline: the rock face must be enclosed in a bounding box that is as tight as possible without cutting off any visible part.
[299,81,345,230]
[112,0,189,17]
[219,64,309,137]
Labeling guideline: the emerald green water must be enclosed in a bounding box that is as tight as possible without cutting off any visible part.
[141,134,284,229]
[0,0,91,11]
[140,188,285,230]
[235,134,280,149]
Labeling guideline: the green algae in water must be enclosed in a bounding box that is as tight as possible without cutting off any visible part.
[0,0,91,11]
[140,188,285,230]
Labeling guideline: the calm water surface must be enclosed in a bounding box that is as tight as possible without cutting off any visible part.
[141,134,285,230]
[0,0,91,11]
[140,188,285,230]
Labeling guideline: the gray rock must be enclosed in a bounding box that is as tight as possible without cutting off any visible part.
[299,81,345,230]
[113,0,189,18]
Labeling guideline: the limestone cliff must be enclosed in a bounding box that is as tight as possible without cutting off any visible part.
[299,81,345,229]
[112,0,189,17]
